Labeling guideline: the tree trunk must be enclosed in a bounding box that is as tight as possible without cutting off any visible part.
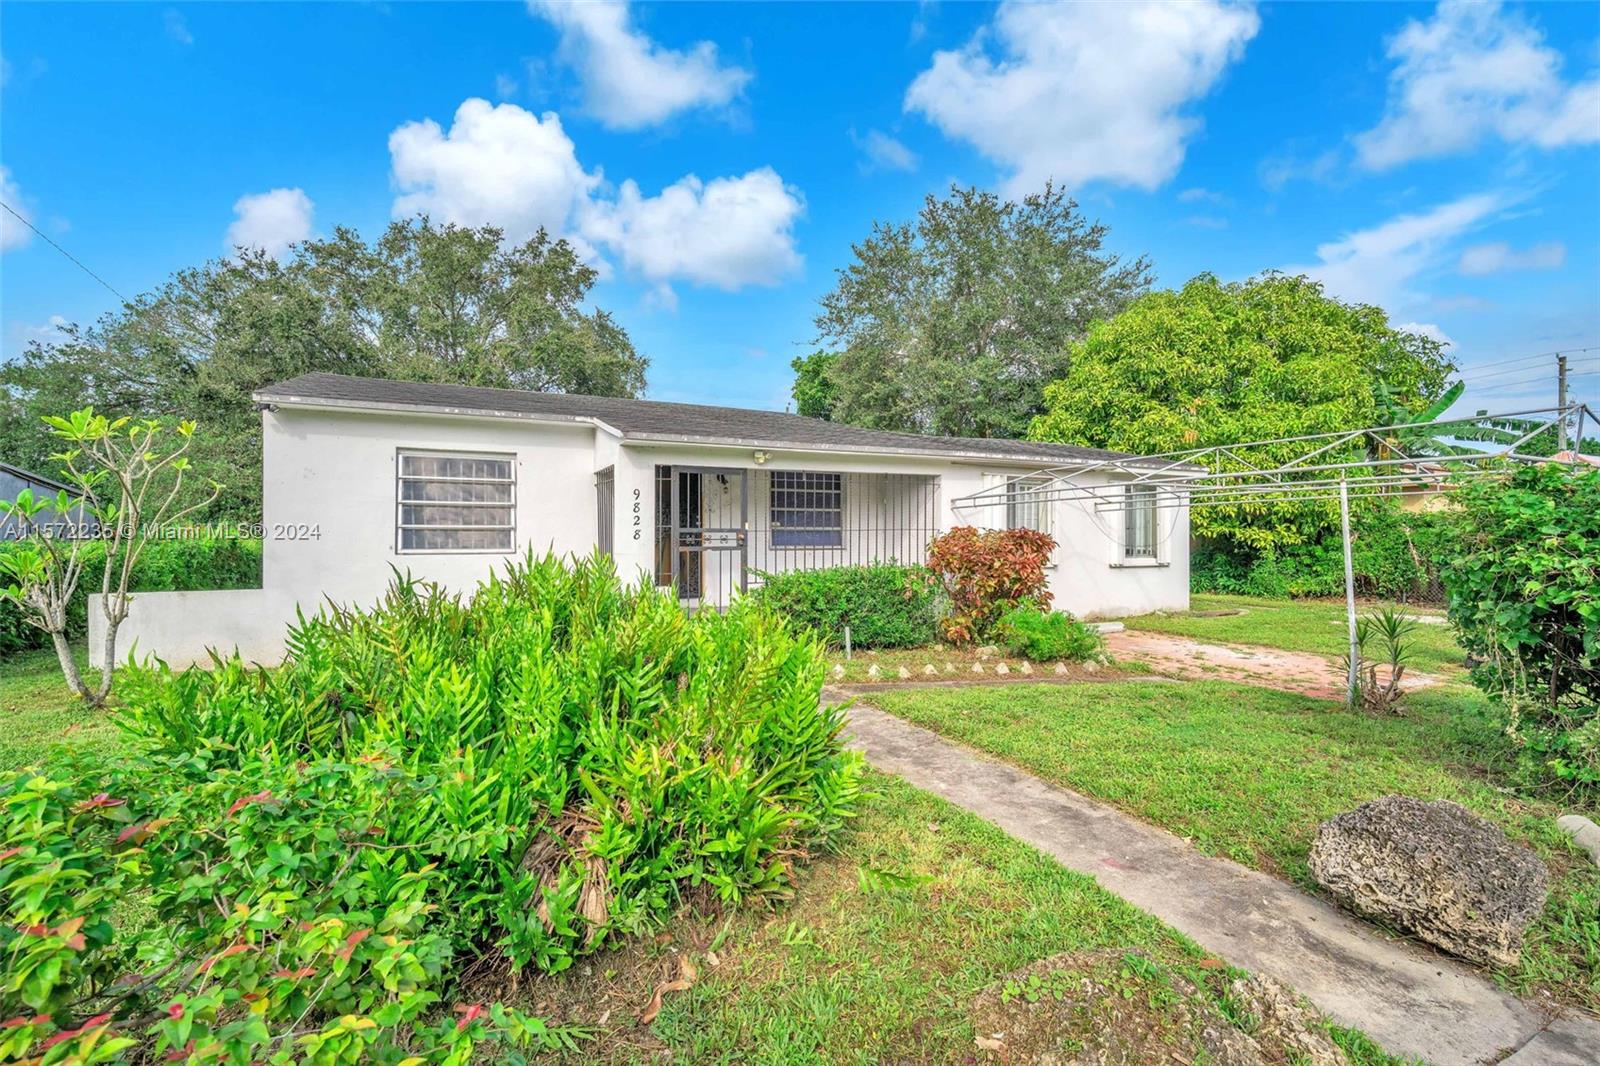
[93,604,123,708]
[50,626,92,703]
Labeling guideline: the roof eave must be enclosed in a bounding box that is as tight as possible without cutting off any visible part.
[252,392,625,438]
[618,431,1108,466]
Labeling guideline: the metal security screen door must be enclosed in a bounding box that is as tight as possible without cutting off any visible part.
[667,467,748,610]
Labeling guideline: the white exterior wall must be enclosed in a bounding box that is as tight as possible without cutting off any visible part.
[262,406,603,607]
[97,407,1189,666]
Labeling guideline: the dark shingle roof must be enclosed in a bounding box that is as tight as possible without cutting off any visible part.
[254,373,1152,467]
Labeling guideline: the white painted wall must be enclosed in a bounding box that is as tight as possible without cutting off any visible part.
[104,407,1189,666]
[89,589,294,668]
[262,405,601,608]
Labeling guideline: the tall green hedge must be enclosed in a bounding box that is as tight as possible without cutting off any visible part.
[751,564,939,648]
[1192,508,1450,601]
[0,536,261,656]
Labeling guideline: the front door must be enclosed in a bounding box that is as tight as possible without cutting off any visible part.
[668,467,748,610]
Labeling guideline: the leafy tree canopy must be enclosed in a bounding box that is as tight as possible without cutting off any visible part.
[1029,272,1455,552]
[790,350,839,420]
[0,218,646,522]
[811,183,1151,439]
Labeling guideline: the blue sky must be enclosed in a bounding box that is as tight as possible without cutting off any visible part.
[2,1,1597,418]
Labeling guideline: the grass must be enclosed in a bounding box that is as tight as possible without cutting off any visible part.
[870,678,1600,1011]
[518,772,1403,1064]
[0,648,119,769]
[1125,593,1467,677]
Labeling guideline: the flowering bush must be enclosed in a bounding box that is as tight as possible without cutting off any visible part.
[925,526,1056,643]
[1,552,862,1062]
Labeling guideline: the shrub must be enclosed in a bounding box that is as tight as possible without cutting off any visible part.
[751,564,937,648]
[0,552,862,1062]
[1190,507,1450,602]
[0,536,261,657]
[994,604,1103,662]
[925,526,1055,644]
[1441,464,1600,793]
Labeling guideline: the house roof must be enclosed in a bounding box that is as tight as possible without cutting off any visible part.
[0,460,79,496]
[254,373,1166,468]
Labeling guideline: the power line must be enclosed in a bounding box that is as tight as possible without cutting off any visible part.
[1456,358,1598,388]
[1,200,129,304]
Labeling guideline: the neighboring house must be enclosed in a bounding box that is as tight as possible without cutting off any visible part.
[95,373,1191,666]
[0,461,99,541]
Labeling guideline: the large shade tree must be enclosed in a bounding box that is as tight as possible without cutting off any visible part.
[810,183,1151,439]
[1029,272,1455,552]
[0,218,647,522]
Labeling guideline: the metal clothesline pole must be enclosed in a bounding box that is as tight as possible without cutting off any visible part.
[1339,474,1359,710]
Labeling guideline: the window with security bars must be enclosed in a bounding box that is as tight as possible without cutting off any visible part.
[1124,484,1158,559]
[396,451,515,552]
[1006,475,1053,535]
[770,471,843,547]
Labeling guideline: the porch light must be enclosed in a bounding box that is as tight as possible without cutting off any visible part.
[752,450,771,465]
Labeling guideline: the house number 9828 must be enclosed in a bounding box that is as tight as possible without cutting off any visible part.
[632,488,642,539]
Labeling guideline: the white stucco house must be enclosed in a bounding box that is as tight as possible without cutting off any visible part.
[95,373,1189,666]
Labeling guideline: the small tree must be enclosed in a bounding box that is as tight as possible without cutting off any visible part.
[0,408,218,705]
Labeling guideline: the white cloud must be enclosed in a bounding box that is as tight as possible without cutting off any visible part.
[18,314,72,346]
[164,9,193,46]
[1457,240,1566,276]
[390,99,599,246]
[0,166,32,251]
[1396,321,1456,350]
[581,168,803,289]
[1178,186,1227,204]
[387,98,803,293]
[851,128,919,173]
[904,0,1258,194]
[1355,0,1600,169]
[857,128,921,173]
[225,188,314,258]
[530,0,750,130]
[494,72,518,99]
[1287,192,1503,309]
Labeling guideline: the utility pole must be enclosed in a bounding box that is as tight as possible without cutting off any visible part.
[1557,353,1569,454]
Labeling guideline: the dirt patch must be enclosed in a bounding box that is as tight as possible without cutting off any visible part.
[1102,630,1439,701]
[969,949,1348,1065]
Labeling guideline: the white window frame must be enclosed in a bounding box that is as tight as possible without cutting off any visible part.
[395,449,517,554]
[1122,483,1159,562]
[769,470,844,549]
[1005,475,1054,536]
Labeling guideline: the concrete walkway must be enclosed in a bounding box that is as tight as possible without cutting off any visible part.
[840,697,1600,1066]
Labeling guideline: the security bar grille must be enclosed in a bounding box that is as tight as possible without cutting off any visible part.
[396,450,515,553]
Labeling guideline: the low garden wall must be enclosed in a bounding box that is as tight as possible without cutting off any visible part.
[88,588,295,668]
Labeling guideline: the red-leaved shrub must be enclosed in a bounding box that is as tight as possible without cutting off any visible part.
[925,526,1056,643]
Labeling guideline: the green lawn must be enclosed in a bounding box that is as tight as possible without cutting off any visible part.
[0,649,119,769]
[530,772,1399,1064]
[870,679,1600,1010]
[1125,593,1467,677]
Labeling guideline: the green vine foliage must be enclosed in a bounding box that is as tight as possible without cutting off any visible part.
[1441,464,1600,793]
[1,552,863,1062]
